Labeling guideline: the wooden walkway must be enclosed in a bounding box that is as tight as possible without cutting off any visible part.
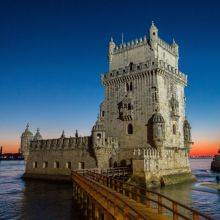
[72,169,212,220]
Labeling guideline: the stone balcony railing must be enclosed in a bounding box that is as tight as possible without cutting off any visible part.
[102,60,187,84]
[133,147,161,160]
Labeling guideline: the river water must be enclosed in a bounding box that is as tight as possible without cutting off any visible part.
[0,159,219,219]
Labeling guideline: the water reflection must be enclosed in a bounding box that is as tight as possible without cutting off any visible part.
[154,159,220,219]
[20,180,82,220]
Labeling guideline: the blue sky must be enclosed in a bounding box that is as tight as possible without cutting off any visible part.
[0,0,219,153]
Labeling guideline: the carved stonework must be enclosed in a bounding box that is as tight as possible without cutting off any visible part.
[118,95,133,121]
[183,119,193,149]
[170,96,179,120]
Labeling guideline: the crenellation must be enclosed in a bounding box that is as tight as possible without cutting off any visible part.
[29,136,91,152]
[157,37,178,56]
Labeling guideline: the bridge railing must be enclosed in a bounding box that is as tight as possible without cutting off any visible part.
[100,167,132,177]
[85,170,212,220]
[72,171,150,219]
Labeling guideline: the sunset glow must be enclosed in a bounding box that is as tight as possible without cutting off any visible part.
[190,140,220,156]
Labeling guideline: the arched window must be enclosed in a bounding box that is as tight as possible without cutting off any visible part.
[173,124,176,135]
[129,62,133,71]
[126,83,130,92]
[128,103,132,110]
[130,82,133,91]
[127,124,133,134]
[97,133,101,139]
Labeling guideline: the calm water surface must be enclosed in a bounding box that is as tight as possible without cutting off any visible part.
[0,161,82,220]
[0,159,220,219]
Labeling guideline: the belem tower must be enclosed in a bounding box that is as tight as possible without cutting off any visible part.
[21,22,194,187]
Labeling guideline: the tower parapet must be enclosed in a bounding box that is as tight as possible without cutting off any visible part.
[109,22,179,71]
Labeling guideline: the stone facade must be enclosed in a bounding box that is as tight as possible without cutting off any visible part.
[21,22,193,186]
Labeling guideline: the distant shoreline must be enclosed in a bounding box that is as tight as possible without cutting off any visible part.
[190,156,213,159]
[0,153,24,161]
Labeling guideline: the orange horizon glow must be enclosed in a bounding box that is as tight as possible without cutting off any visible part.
[190,139,220,156]
[1,142,20,154]
[1,139,220,156]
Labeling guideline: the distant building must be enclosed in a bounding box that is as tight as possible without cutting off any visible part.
[21,22,194,186]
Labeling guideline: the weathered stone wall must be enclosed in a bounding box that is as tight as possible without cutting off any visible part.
[25,148,97,176]
[24,136,97,178]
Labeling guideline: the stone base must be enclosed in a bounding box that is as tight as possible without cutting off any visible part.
[22,173,72,183]
[130,172,196,188]
[161,172,196,186]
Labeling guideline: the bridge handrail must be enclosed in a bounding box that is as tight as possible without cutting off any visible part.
[72,171,149,219]
[86,170,212,220]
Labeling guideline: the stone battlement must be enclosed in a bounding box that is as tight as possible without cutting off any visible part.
[111,36,177,56]
[29,136,91,151]
[102,59,187,85]
[157,37,178,56]
[113,36,149,54]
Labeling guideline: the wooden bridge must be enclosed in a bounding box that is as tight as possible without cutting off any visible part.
[72,168,212,220]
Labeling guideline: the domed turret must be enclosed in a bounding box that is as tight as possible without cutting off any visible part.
[147,112,165,148]
[21,123,33,161]
[33,128,42,141]
[92,116,105,148]
[149,112,165,124]
[21,123,33,138]
[183,119,193,149]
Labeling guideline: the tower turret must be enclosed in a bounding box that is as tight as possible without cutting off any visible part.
[108,37,115,69]
[149,21,158,50]
[61,130,65,138]
[147,112,165,148]
[75,129,79,138]
[21,123,33,161]
[183,119,193,151]
[33,128,43,141]
[92,116,106,148]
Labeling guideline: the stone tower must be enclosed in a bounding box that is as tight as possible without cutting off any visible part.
[21,123,33,161]
[100,22,193,183]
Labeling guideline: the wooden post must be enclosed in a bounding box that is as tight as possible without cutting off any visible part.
[158,195,162,214]
[122,184,126,195]
[136,188,141,203]
[95,204,100,220]
[172,202,178,220]
[123,206,129,220]
[129,186,133,199]
[146,191,150,207]
[192,212,199,220]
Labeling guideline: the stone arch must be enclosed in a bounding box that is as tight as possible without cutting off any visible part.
[109,157,113,168]
[120,159,127,167]
[173,124,177,135]
[127,123,133,134]
[113,161,118,167]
